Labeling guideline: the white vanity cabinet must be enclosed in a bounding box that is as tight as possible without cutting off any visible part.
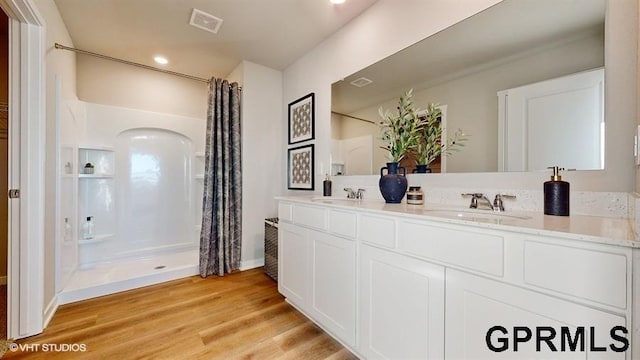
[277,199,637,359]
[278,203,357,347]
[359,244,445,359]
[446,268,627,359]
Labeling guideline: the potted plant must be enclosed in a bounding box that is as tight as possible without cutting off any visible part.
[377,89,423,203]
[414,102,468,173]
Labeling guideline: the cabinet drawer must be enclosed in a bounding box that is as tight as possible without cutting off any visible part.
[523,240,628,309]
[278,202,293,222]
[292,204,327,231]
[398,221,504,277]
[359,214,396,248]
[329,210,357,239]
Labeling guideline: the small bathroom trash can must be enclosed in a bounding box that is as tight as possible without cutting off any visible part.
[264,217,279,281]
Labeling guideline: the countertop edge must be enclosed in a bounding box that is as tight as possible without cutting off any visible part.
[275,196,640,249]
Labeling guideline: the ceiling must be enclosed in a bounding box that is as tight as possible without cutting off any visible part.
[54,0,379,79]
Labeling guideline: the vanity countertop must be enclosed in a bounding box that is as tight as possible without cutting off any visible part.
[276,196,640,249]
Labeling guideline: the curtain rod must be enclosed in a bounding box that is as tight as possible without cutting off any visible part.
[55,43,211,84]
[331,111,376,124]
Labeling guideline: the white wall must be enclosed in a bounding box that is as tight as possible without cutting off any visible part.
[33,0,77,314]
[284,0,637,193]
[236,61,283,269]
[77,56,208,119]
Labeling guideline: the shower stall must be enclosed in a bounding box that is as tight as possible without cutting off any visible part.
[56,100,205,304]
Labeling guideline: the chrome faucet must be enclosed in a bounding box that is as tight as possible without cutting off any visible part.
[344,188,356,199]
[344,188,366,200]
[462,193,494,210]
[462,193,516,212]
[493,194,516,212]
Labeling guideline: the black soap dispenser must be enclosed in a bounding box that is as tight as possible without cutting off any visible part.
[544,166,569,216]
[323,174,332,196]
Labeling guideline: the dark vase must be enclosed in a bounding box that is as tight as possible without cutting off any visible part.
[413,164,432,173]
[379,162,408,204]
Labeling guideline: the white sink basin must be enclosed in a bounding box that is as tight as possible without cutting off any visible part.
[422,209,531,221]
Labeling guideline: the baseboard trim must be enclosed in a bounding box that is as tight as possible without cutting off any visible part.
[240,258,264,271]
[0,276,6,285]
[44,296,59,328]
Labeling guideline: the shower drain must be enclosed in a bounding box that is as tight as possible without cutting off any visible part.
[154,265,166,270]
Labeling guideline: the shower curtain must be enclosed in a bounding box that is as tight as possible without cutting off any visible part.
[199,78,242,277]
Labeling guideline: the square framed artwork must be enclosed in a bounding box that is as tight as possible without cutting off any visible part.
[288,93,315,144]
[287,144,314,190]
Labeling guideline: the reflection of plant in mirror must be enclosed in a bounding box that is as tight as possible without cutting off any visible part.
[416,102,469,166]
[378,89,423,163]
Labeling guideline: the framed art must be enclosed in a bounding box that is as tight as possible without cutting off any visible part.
[288,93,315,144]
[287,144,314,190]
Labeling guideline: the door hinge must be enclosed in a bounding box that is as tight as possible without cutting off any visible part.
[8,189,20,199]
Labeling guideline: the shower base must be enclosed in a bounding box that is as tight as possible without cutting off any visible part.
[58,249,199,305]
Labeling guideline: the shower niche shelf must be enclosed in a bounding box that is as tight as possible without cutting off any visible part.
[78,233,114,245]
[77,144,117,270]
[79,174,114,179]
[78,146,115,177]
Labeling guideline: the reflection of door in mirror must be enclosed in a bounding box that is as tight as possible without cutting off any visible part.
[331,112,376,176]
[498,68,604,172]
[332,135,373,175]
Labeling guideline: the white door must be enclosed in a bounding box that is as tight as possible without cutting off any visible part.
[2,3,46,339]
[359,244,445,360]
[446,269,627,359]
[498,68,604,171]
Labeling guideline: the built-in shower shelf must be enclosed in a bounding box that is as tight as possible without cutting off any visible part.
[195,152,205,158]
[78,145,114,152]
[78,234,114,245]
[194,174,204,180]
[79,174,114,179]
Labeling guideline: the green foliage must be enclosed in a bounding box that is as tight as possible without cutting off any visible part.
[415,102,469,166]
[378,89,423,163]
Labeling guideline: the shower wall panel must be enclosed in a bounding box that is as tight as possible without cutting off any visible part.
[77,103,205,265]
[116,128,193,256]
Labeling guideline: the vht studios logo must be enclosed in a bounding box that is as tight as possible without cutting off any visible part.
[486,326,629,353]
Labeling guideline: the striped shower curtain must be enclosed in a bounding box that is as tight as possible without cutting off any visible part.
[199,78,242,277]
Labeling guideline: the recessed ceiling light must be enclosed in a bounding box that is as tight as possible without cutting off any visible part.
[330,0,346,4]
[153,56,168,65]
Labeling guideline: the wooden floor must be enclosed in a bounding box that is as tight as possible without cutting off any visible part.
[4,269,358,359]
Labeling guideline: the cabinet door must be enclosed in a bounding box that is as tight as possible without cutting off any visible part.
[278,222,311,308]
[359,244,445,360]
[311,232,356,346]
[446,269,627,359]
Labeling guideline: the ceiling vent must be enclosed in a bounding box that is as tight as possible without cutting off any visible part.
[350,77,373,87]
[189,8,224,34]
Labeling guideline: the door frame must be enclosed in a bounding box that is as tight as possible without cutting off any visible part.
[0,0,45,339]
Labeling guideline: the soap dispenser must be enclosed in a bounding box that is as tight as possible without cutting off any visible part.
[323,174,332,196]
[544,166,569,216]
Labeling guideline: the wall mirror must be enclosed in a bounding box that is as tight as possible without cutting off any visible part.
[330,0,605,175]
